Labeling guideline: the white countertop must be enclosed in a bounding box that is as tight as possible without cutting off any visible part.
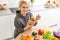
[0,9,13,16]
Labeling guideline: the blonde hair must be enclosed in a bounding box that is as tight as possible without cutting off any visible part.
[18,1,28,10]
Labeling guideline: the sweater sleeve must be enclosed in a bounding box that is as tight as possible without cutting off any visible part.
[14,17,25,33]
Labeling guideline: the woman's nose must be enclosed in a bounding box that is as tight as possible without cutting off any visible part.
[24,8,28,11]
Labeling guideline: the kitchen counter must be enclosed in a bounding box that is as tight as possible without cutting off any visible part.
[0,7,60,16]
[0,9,14,16]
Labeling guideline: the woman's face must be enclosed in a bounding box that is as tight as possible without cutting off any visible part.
[20,3,29,15]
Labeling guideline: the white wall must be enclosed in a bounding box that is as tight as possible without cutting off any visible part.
[8,0,31,8]
[0,0,50,8]
[0,0,19,8]
[8,0,19,8]
[0,0,8,4]
[0,0,59,8]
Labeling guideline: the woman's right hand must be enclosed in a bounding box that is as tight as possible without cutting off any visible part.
[24,23,33,31]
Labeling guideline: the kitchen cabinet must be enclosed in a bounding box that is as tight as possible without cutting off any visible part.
[0,15,12,40]
[9,14,16,36]
[0,9,14,40]
[0,14,16,40]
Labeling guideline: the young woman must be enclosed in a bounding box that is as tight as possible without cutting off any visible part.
[14,1,40,40]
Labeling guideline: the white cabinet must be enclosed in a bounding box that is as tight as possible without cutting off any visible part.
[9,14,16,37]
[0,14,16,40]
[0,15,12,40]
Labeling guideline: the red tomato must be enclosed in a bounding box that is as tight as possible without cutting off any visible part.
[38,29,44,35]
[34,37,40,40]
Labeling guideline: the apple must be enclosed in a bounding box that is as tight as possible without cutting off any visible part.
[38,29,44,35]
[34,36,40,40]
[34,38,40,40]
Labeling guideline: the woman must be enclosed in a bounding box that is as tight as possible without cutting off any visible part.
[14,1,40,40]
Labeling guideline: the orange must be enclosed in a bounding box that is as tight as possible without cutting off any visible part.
[53,37,59,40]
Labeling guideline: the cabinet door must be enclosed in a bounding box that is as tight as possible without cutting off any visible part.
[0,16,12,40]
[9,14,16,36]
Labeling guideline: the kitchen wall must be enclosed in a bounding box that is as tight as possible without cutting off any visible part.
[8,0,19,8]
[0,0,19,8]
[0,0,60,8]
[8,0,31,8]
[0,0,8,4]
[0,0,51,8]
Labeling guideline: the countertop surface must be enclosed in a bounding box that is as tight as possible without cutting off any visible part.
[0,9,14,16]
[0,7,60,16]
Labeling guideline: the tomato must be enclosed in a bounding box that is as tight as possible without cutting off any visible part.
[38,29,44,35]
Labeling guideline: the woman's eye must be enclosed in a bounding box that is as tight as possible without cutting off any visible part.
[26,7,28,8]
[22,7,28,8]
[22,7,25,8]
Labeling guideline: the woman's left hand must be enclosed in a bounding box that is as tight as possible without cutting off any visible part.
[36,15,41,21]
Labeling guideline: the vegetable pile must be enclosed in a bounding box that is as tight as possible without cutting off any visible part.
[43,31,54,40]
